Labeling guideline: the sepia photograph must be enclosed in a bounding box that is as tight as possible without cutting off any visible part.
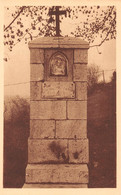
[2,1,119,193]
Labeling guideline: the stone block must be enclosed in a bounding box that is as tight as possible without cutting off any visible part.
[30,101,66,119]
[67,101,87,119]
[42,82,75,99]
[28,139,68,163]
[30,120,55,138]
[30,64,44,81]
[30,49,44,64]
[23,183,88,188]
[29,37,89,49]
[74,49,88,63]
[56,120,87,138]
[30,82,42,100]
[69,139,89,163]
[73,64,87,81]
[25,164,88,184]
[76,82,87,100]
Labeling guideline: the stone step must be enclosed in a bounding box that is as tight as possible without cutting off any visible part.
[23,183,88,188]
[25,164,88,184]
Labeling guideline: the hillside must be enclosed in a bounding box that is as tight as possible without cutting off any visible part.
[88,82,116,187]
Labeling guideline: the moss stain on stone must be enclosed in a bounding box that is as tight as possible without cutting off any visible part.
[73,151,79,159]
[49,141,67,161]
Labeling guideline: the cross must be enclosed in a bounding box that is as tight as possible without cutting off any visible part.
[49,6,66,36]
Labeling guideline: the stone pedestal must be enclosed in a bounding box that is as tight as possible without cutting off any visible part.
[23,37,89,188]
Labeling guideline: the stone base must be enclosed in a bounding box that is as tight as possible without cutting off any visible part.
[25,164,88,186]
[23,183,88,188]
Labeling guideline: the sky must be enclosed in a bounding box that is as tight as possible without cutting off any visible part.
[4,6,116,97]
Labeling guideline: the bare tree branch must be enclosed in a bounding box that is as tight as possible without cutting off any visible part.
[4,6,116,51]
[90,11,116,48]
[4,6,27,31]
[90,33,110,48]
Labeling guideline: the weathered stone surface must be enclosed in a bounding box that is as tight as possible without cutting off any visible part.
[76,82,87,100]
[29,37,89,49]
[30,101,66,119]
[42,82,75,99]
[25,36,89,188]
[56,120,87,138]
[30,64,44,81]
[25,164,88,184]
[30,82,41,100]
[28,139,68,163]
[67,101,87,119]
[69,139,89,163]
[23,183,88,188]
[73,64,87,81]
[30,49,44,64]
[74,49,88,63]
[30,120,55,138]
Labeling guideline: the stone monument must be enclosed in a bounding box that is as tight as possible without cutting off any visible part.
[23,7,89,188]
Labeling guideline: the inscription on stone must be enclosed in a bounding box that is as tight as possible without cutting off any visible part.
[42,82,75,99]
[50,52,68,76]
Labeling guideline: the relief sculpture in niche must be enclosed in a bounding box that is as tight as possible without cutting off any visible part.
[49,52,68,76]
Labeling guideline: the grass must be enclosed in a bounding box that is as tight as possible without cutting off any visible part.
[3,82,116,188]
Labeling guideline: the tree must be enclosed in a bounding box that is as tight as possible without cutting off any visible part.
[111,70,116,82]
[87,64,101,91]
[4,6,116,51]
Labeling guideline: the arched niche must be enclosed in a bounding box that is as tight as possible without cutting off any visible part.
[49,52,68,76]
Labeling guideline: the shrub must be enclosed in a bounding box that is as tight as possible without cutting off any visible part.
[4,96,30,127]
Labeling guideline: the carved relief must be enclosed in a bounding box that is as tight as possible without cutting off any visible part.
[49,52,68,76]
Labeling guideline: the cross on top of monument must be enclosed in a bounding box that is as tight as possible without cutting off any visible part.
[49,6,66,36]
